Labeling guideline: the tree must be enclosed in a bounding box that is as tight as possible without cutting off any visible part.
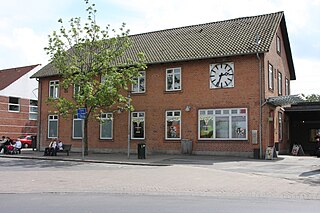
[45,0,146,155]
[301,94,320,102]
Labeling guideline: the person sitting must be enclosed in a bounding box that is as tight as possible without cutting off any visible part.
[44,139,57,156]
[0,136,6,154]
[57,140,63,151]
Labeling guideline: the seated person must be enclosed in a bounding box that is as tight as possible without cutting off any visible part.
[44,139,58,156]
[57,140,63,151]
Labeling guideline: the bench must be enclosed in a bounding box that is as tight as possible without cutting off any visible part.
[56,144,72,156]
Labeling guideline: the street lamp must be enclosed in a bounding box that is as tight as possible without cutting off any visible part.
[127,91,131,159]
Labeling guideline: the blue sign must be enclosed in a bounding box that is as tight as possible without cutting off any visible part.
[77,108,87,119]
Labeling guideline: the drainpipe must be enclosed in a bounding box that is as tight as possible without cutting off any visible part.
[256,52,263,159]
[36,78,41,152]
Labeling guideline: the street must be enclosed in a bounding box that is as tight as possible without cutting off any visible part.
[0,157,319,212]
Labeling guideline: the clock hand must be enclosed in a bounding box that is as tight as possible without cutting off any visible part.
[215,73,224,87]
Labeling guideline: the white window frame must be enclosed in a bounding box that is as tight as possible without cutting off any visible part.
[48,115,58,138]
[285,78,289,96]
[166,67,181,91]
[198,108,248,141]
[131,112,145,140]
[73,84,83,97]
[278,112,283,142]
[165,110,181,140]
[278,71,282,96]
[29,100,38,120]
[100,113,113,139]
[276,35,281,53]
[132,71,146,93]
[268,63,274,90]
[49,80,59,99]
[8,96,20,112]
[73,115,83,139]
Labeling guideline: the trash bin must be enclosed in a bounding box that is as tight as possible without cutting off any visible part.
[137,143,146,159]
[31,135,37,150]
[181,139,192,155]
[253,148,260,159]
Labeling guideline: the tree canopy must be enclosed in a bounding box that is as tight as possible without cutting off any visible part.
[44,0,146,155]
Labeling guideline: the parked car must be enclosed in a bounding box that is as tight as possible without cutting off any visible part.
[17,135,34,148]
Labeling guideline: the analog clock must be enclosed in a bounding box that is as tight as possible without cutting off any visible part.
[210,62,234,88]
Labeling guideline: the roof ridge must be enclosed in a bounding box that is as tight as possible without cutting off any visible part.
[129,11,284,38]
[0,64,41,72]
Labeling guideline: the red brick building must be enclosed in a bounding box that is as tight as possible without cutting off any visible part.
[32,12,297,157]
[0,65,40,145]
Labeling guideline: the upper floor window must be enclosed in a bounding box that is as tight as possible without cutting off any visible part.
[8,97,20,112]
[268,63,274,90]
[29,100,38,120]
[285,78,290,96]
[276,35,281,54]
[74,84,83,97]
[49,80,59,99]
[166,68,181,91]
[278,71,282,96]
[132,71,145,93]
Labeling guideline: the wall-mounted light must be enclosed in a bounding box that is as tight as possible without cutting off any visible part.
[185,105,191,112]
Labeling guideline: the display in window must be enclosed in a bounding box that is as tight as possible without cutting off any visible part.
[132,117,144,139]
[199,116,214,138]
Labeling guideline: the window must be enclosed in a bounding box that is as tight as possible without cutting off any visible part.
[278,112,283,142]
[73,115,83,139]
[268,63,274,90]
[132,71,145,93]
[276,35,281,54]
[285,78,289,96]
[49,80,59,99]
[166,68,181,91]
[278,71,282,96]
[48,115,58,138]
[8,97,20,112]
[166,110,181,140]
[100,113,113,139]
[131,112,145,139]
[74,84,83,97]
[29,100,38,120]
[198,108,248,140]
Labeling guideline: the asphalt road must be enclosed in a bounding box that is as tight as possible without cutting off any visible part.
[0,157,319,212]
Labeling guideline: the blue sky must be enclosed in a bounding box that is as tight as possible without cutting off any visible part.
[0,0,319,95]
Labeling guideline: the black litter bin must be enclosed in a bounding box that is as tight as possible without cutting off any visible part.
[253,148,260,159]
[137,143,146,159]
[31,135,37,150]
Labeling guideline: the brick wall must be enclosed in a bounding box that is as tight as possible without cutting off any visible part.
[0,96,37,139]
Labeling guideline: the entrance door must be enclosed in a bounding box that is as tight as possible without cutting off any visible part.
[269,110,274,146]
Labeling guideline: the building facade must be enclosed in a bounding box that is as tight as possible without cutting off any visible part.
[0,65,40,143]
[33,12,296,157]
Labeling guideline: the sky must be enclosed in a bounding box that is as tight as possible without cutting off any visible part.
[0,0,319,95]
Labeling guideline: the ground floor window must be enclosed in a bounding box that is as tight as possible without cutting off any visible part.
[131,112,145,139]
[166,110,181,140]
[198,108,248,140]
[73,115,83,139]
[48,115,58,138]
[100,113,113,139]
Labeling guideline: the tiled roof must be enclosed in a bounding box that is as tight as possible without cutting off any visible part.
[32,11,293,78]
[0,64,40,90]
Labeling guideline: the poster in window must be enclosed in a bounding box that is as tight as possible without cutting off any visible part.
[199,116,214,138]
[167,119,180,139]
[132,118,144,139]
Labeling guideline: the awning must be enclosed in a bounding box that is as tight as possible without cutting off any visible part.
[267,94,305,106]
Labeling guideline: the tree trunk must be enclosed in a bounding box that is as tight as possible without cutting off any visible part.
[84,117,89,155]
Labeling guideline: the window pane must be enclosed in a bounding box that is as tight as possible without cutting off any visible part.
[132,121,144,138]
[215,116,229,138]
[199,116,214,138]
[232,116,247,138]
[9,105,19,111]
[73,120,83,138]
[49,121,58,138]
[166,119,180,139]
[167,75,173,90]
[9,97,19,104]
[101,119,112,139]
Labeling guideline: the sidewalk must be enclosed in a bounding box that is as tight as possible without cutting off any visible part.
[0,148,258,166]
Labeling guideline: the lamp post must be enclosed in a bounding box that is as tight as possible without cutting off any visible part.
[127,91,131,159]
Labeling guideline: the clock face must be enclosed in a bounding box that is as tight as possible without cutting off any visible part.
[210,62,234,88]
